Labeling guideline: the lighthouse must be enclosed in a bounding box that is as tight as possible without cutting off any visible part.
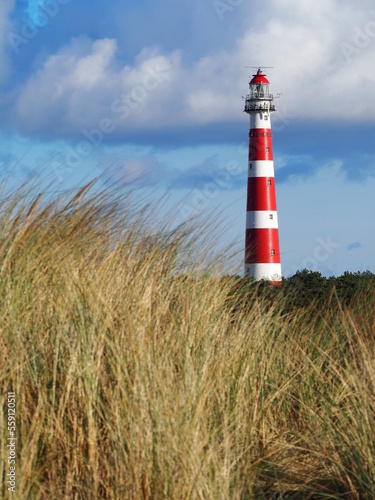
[244,69,282,284]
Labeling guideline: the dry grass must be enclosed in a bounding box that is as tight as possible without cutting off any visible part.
[0,182,374,499]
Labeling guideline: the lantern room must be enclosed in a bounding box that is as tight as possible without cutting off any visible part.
[249,69,271,100]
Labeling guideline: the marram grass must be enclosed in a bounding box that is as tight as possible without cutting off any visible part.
[0,182,374,499]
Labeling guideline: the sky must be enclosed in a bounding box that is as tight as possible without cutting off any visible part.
[0,0,375,276]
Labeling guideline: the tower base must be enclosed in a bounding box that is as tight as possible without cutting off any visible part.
[244,263,282,283]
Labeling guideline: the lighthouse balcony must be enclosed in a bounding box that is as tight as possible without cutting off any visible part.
[244,100,276,112]
[246,93,274,101]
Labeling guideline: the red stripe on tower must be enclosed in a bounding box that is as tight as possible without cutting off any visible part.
[248,130,273,161]
[244,69,282,284]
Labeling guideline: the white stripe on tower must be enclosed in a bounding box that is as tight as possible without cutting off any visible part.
[248,160,275,178]
[244,69,282,285]
[246,211,278,229]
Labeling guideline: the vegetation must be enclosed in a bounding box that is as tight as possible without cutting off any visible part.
[0,182,374,499]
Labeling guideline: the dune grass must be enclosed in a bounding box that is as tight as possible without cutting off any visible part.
[0,182,374,499]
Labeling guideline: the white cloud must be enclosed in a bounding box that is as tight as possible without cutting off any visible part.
[12,37,182,135]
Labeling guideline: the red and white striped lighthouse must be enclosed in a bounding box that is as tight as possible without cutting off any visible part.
[244,69,282,284]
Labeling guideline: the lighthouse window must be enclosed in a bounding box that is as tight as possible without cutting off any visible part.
[249,163,253,170]
[269,214,273,220]
[267,180,272,186]
[266,146,270,153]
[250,131,254,137]
[248,197,252,204]
[247,231,251,238]
[265,115,268,120]
[271,249,275,256]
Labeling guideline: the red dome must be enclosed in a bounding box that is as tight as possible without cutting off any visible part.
[250,69,270,84]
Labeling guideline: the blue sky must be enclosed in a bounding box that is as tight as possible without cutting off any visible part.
[0,0,374,276]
